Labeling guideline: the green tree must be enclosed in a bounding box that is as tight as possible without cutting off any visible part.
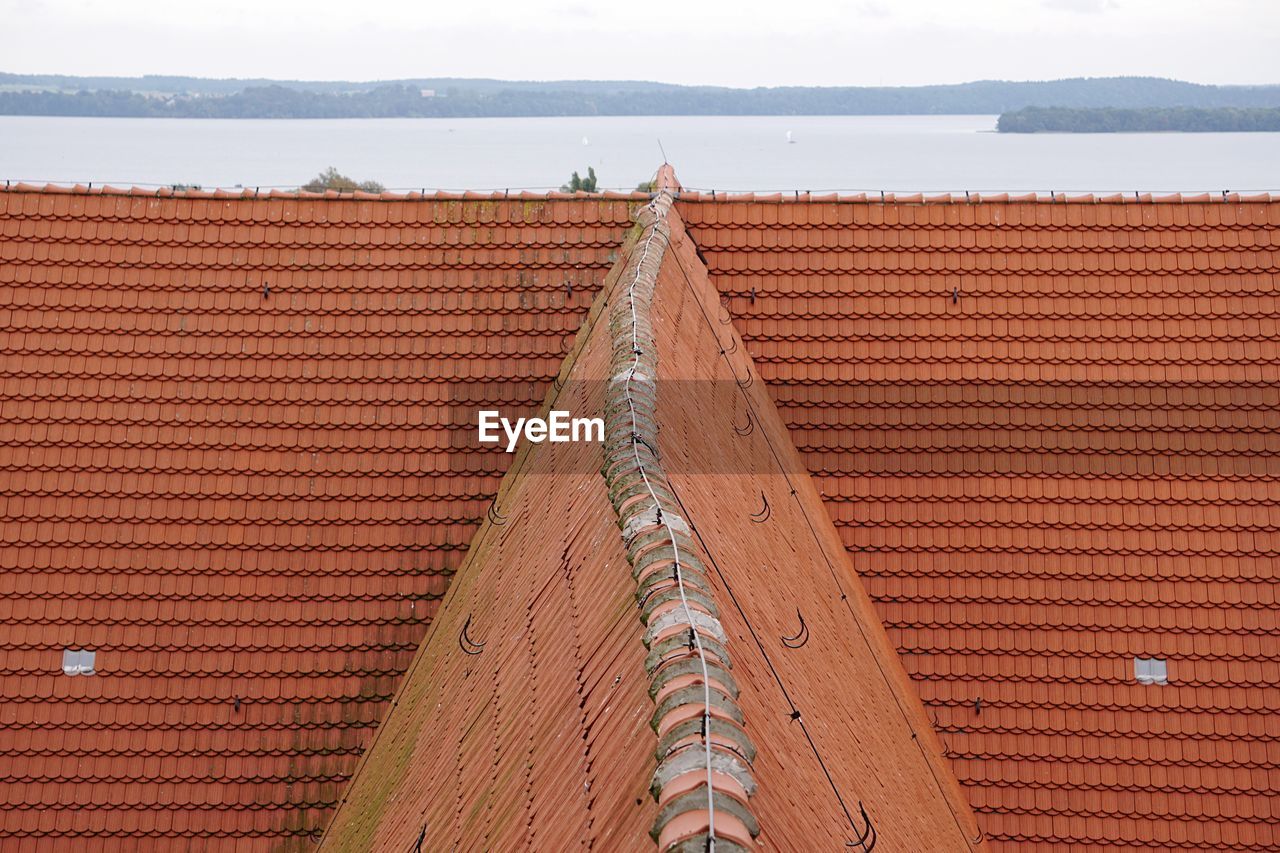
[561,167,598,193]
[301,167,386,193]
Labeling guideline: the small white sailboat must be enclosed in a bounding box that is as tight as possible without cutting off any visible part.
[582,136,590,146]
[786,130,796,144]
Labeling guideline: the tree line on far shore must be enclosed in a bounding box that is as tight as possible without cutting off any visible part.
[998,106,1280,133]
[3,76,1280,119]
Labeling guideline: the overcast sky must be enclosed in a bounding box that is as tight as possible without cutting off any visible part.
[5,0,1279,87]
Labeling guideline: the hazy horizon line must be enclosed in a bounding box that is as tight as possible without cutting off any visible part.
[5,71,1280,90]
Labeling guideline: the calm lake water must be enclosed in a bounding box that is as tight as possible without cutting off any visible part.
[1,115,1277,194]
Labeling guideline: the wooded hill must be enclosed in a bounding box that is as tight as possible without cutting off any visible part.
[2,74,1278,118]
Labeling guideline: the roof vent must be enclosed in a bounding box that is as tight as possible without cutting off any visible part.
[62,649,96,676]
[1134,656,1167,685]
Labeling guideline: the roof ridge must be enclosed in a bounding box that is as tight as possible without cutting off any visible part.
[601,189,759,851]
[0,181,653,202]
[674,190,1280,204]
[8,176,1277,205]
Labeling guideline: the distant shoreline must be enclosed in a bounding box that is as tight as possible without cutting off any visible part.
[998,106,1280,133]
[2,74,1280,119]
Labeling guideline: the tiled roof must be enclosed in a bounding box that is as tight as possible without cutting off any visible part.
[0,186,633,847]
[676,196,1280,852]
[322,177,982,850]
[2,175,1277,851]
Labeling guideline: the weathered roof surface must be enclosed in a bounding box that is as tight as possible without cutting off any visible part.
[677,196,1280,852]
[0,186,632,847]
[322,180,983,851]
[317,252,661,849]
